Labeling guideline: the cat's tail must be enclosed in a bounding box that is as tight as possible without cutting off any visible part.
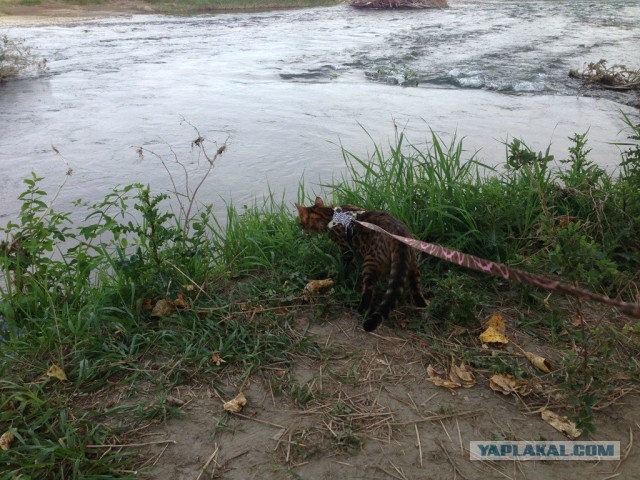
[362,246,408,332]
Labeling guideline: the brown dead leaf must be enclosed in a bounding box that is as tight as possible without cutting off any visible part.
[572,312,586,327]
[426,364,461,389]
[523,351,553,373]
[174,292,189,309]
[303,278,335,301]
[211,352,226,366]
[0,431,15,451]
[165,395,185,407]
[557,215,576,228]
[141,297,154,313]
[489,373,531,396]
[150,299,175,318]
[541,409,583,439]
[223,392,247,413]
[46,364,68,382]
[449,363,476,388]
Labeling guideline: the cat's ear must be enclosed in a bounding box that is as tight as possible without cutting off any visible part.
[295,203,306,219]
[314,197,324,207]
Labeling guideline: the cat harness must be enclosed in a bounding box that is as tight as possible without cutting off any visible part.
[328,207,363,239]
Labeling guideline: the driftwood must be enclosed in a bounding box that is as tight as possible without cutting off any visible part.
[351,0,448,9]
[569,59,640,91]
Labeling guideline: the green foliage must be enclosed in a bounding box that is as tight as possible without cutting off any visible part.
[323,124,640,432]
[371,63,419,86]
[329,126,640,298]
[2,121,640,475]
[0,176,307,477]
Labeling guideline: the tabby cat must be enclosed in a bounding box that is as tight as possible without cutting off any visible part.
[296,197,427,332]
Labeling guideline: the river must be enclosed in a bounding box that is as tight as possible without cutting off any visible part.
[1,0,639,223]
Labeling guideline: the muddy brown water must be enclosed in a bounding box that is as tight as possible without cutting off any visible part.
[1,0,639,223]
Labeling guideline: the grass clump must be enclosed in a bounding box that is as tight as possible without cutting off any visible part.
[328,117,640,433]
[1,118,640,475]
[0,137,319,477]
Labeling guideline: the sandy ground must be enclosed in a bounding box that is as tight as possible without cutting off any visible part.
[133,314,638,480]
[0,0,159,25]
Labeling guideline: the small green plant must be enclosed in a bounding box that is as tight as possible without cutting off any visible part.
[372,63,419,86]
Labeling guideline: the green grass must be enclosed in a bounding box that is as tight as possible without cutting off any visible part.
[154,0,343,12]
[0,0,344,14]
[1,117,640,476]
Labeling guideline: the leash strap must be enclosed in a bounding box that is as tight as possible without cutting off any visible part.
[355,219,640,318]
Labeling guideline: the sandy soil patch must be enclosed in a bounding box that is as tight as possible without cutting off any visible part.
[0,0,156,25]
[134,315,638,479]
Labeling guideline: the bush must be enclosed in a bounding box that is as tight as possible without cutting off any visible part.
[0,34,47,81]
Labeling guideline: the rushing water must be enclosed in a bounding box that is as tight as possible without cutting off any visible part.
[1,0,639,222]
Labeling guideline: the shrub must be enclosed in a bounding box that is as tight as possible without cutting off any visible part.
[0,34,47,81]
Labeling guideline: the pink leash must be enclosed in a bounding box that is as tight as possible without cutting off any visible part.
[356,219,640,319]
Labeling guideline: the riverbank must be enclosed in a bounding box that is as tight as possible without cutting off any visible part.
[0,0,343,23]
[1,123,640,478]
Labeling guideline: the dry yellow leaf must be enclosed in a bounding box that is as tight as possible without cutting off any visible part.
[523,351,553,373]
[46,364,68,382]
[0,431,15,451]
[489,373,530,396]
[223,392,247,413]
[211,352,226,366]
[479,326,509,345]
[150,299,176,318]
[485,313,506,333]
[303,278,335,301]
[426,364,461,389]
[449,363,476,388]
[541,409,582,439]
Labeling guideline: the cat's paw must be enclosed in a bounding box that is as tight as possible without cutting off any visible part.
[357,299,370,314]
[363,313,383,332]
[414,294,429,308]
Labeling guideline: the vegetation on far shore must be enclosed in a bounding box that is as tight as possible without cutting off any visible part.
[1,116,640,477]
[0,0,344,15]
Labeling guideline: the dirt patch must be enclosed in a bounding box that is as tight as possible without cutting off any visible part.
[0,0,157,25]
[133,315,639,479]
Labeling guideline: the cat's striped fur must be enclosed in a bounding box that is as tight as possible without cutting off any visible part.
[296,197,427,332]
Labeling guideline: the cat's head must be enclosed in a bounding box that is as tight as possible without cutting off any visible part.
[295,197,333,232]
